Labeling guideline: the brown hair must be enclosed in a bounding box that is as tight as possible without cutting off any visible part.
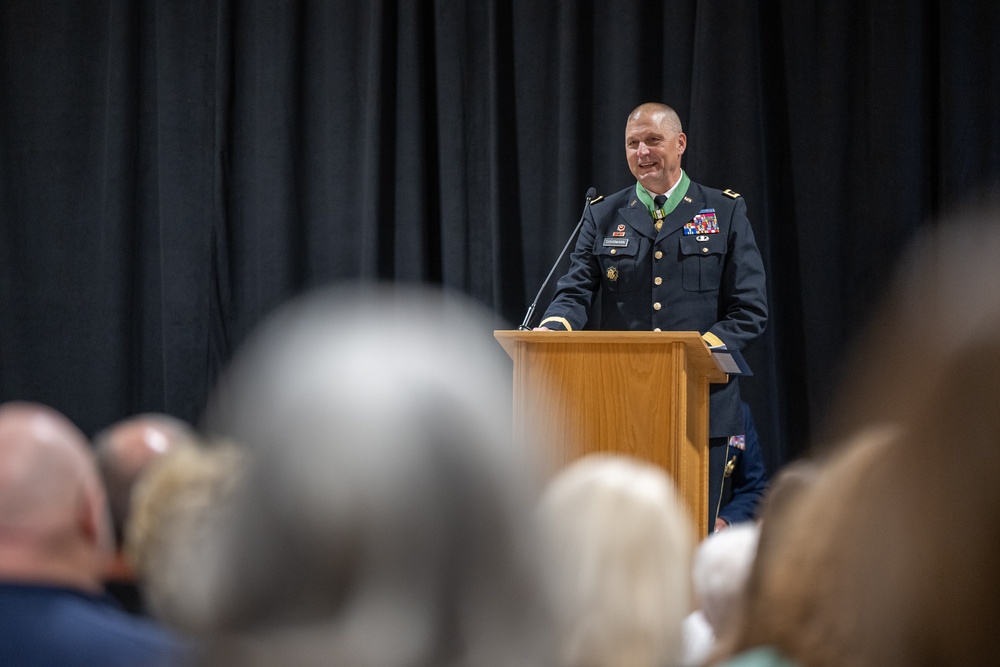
[716,205,1000,666]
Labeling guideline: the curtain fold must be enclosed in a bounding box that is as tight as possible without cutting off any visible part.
[3,1,999,471]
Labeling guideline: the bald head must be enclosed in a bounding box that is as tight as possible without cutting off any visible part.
[0,402,111,591]
[627,103,683,134]
[625,103,687,195]
[94,414,196,545]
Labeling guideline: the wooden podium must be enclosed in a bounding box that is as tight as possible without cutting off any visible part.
[494,330,728,534]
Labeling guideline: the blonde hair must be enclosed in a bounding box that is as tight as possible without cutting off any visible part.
[538,454,694,667]
[126,440,245,630]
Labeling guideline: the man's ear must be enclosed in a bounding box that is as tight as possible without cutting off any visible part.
[76,488,100,545]
[677,132,688,155]
[77,485,112,556]
[74,487,114,584]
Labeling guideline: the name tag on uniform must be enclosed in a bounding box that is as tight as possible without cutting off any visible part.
[603,238,629,247]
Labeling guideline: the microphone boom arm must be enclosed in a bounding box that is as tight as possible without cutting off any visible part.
[518,188,600,330]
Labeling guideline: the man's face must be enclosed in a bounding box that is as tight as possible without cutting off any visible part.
[625,111,687,194]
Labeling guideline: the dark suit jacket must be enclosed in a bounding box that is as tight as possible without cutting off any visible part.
[540,179,768,437]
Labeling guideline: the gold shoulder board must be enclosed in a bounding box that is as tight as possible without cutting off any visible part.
[723,189,741,199]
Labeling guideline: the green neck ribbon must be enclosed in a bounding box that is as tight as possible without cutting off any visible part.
[635,170,690,219]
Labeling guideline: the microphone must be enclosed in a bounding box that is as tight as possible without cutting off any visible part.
[518,187,601,330]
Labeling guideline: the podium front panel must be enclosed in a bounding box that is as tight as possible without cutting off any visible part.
[495,331,725,535]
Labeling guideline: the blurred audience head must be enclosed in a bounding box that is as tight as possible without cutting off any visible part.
[125,439,245,631]
[751,458,820,528]
[718,204,1000,666]
[537,454,694,667]
[823,201,1000,443]
[94,414,197,547]
[176,284,550,666]
[0,401,112,592]
[692,522,760,639]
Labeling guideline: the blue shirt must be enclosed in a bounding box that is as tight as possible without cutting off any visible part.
[0,582,188,667]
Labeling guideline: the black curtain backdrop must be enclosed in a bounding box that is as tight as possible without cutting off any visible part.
[2,1,999,474]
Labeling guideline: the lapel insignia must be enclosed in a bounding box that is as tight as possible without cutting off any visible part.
[724,456,737,478]
[683,196,693,203]
[606,266,619,282]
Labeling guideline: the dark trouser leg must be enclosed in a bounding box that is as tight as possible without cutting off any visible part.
[707,436,730,533]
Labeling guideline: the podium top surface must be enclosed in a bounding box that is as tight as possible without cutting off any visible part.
[493,330,728,382]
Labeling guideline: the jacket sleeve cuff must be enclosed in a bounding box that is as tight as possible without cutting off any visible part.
[702,331,725,348]
[539,316,572,331]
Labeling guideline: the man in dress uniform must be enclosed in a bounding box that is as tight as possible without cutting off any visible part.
[536,102,768,530]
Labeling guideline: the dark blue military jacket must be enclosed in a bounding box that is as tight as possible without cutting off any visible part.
[718,401,771,525]
[539,180,768,437]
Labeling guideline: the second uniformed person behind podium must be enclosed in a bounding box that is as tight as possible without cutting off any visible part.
[535,102,768,531]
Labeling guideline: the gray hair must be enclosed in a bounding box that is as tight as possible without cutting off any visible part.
[181,284,552,667]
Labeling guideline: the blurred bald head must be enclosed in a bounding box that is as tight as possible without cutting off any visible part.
[0,402,112,592]
[94,414,196,545]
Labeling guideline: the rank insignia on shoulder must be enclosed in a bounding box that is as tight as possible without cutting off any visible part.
[591,194,605,205]
[723,189,741,199]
